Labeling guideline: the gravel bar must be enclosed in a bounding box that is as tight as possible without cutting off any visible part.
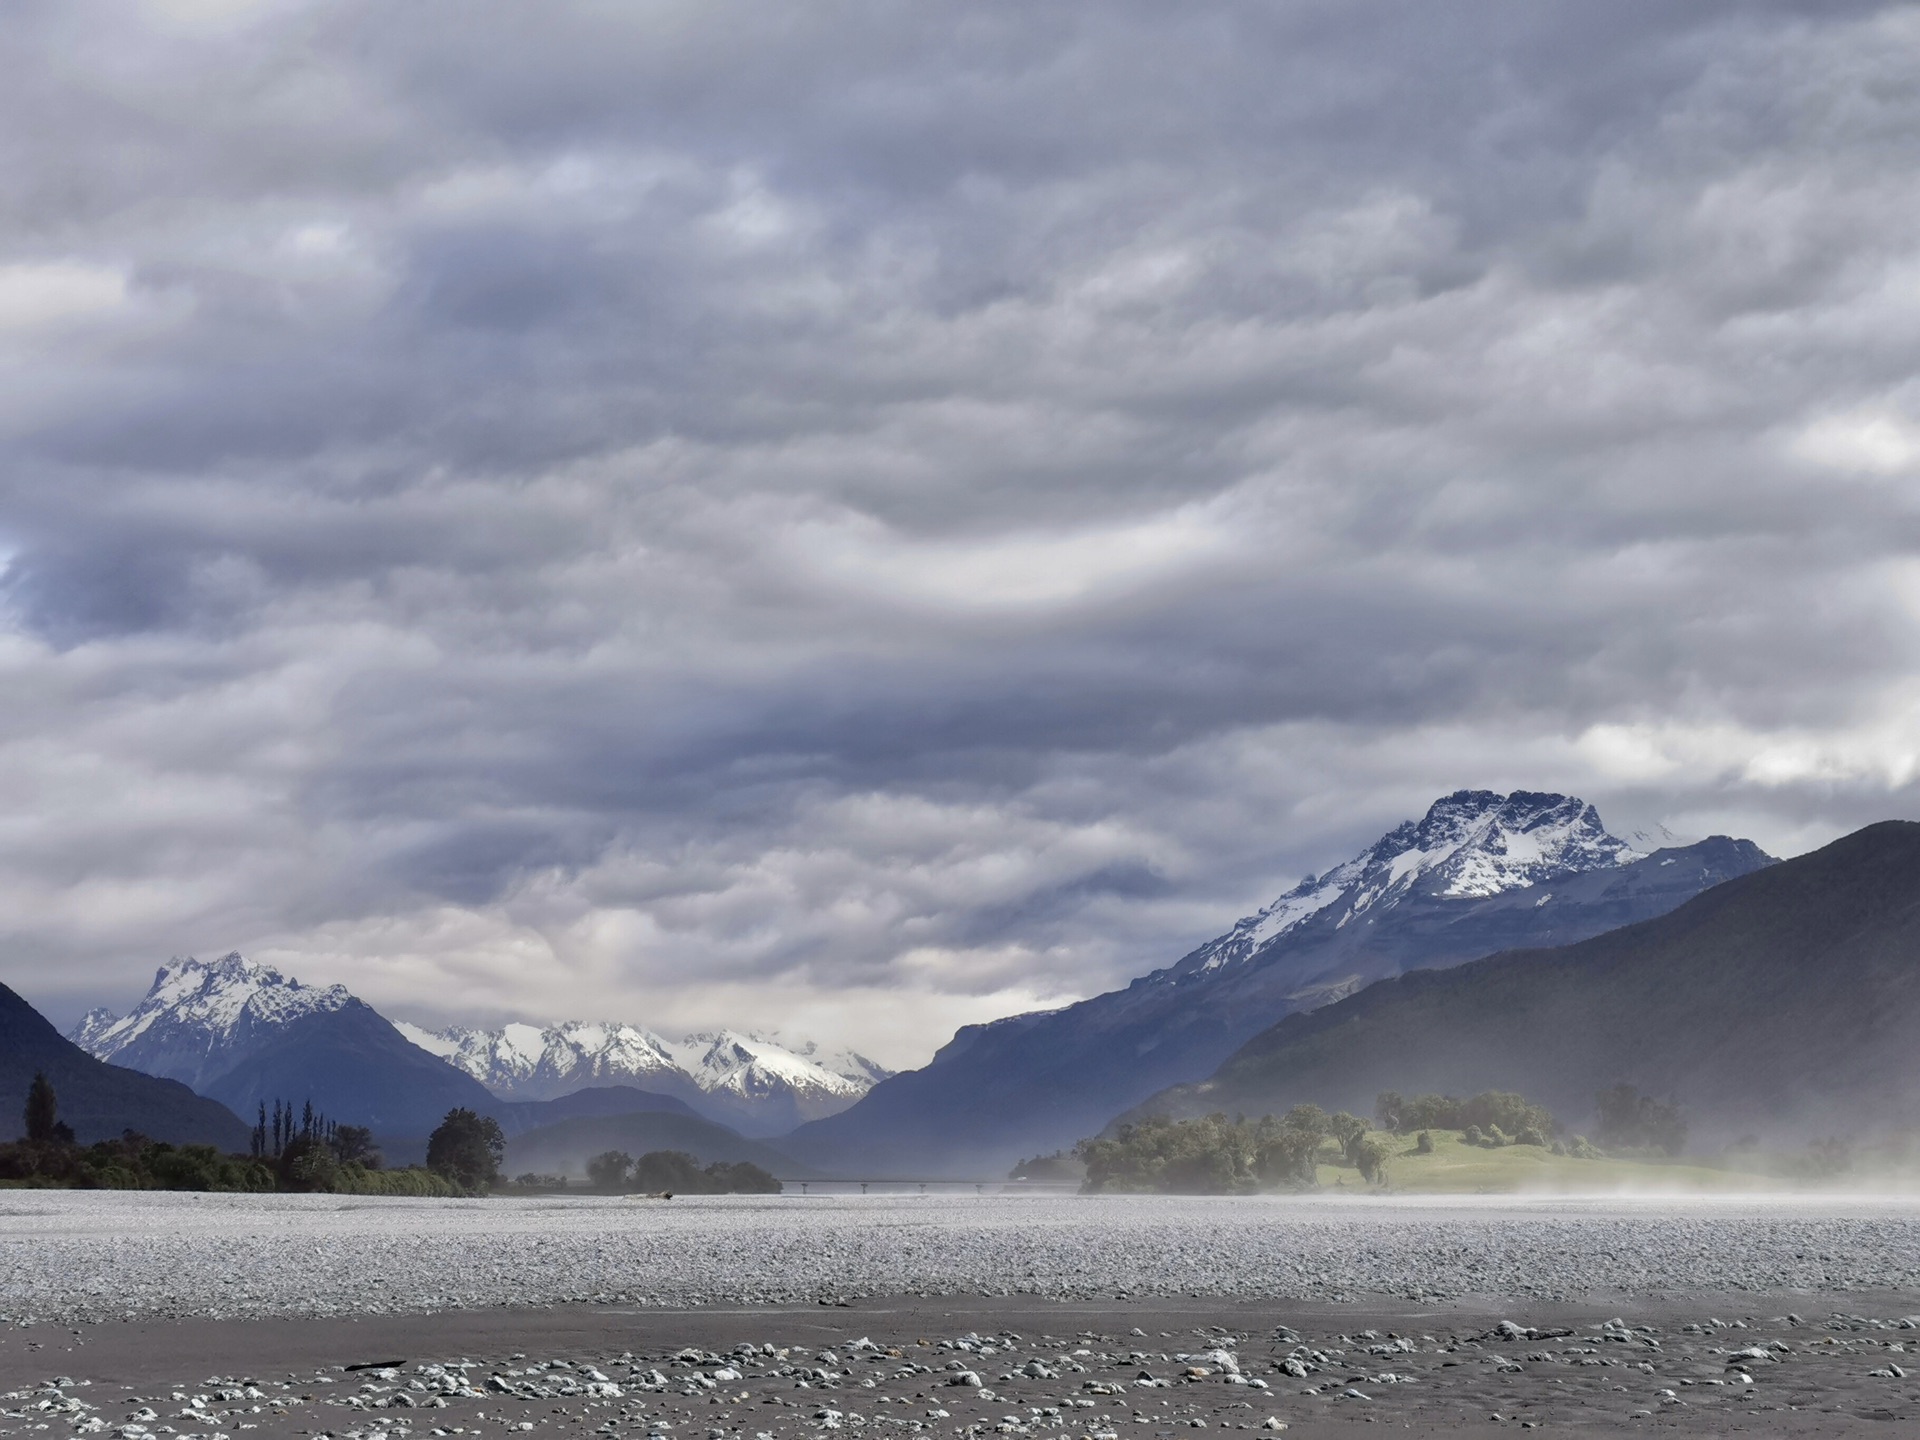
[9,1192,1920,1326]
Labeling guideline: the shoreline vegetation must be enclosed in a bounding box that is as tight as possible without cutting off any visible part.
[1026,1087,1909,1196]
[0,1081,786,1197]
[7,1073,1908,1198]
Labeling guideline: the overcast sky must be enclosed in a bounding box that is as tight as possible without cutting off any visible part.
[4,0,1919,1064]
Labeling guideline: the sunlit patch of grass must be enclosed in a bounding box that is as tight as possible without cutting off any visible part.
[1312,1129,1773,1194]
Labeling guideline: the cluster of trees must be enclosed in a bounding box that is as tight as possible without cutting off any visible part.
[24,1074,73,1145]
[584,1148,781,1194]
[1075,1106,1393,1194]
[1374,1088,1656,1157]
[0,1127,278,1191]
[1594,1083,1687,1156]
[1007,1151,1085,1183]
[248,1099,386,1190]
[0,1075,462,1195]
[425,1108,506,1191]
[6,1084,786,1199]
[251,1099,377,1165]
[1375,1090,1558,1144]
[1076,1083,1676,1193]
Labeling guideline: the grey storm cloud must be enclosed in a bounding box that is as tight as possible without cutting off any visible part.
[1,0,1918,1061]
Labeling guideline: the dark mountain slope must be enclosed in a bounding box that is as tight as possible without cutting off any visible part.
[503,1111,805,1180]
[787,792,1770,1176]
[0,984,249,1148]
[199,1000,501,1140]
[1133,820,1920,1143]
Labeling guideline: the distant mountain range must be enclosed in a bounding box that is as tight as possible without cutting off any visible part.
[395,1021,890,1135]
[1132,820,1920,1145]
[51,789,1835,1175]
[1,983,247,1148]
[70,954,887,1138]
[785,791,1774,1176]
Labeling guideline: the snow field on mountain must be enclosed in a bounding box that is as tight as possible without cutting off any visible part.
[1172,791,1653,981]
[6,1192,1920,1325]
[71,953,350,1060]
[398,1020,890,1104]
[73,953,890,1127]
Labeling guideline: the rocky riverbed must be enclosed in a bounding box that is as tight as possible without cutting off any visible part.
[7,1192,1920,1326]
[4,1292,1920,1437]
[7,1194,1920,1435]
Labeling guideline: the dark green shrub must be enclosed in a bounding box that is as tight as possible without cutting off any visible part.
[1352,1134,1392,1185]
[702,1161,781,1193]
[278,1135,340,1192]
[1075,1108,1333,1194]
[586,1149,634,1191]
[1328,1112,1367,1155]
[329,1125,380,1167]
[1414,1130,1433,1154]
[1008,1151,1083,1183]
[426,1108,505,1192]
[24,1075,63,1144]
[335,1164,462,1197]
[1387,1091,1558,1139]
[1594,1084,1687,1155]
[631,1150,703,1193]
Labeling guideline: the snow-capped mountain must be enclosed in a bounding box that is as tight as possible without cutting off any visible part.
[675,1030,892,1106]
[393,1020,684,1100]
[73,953,892,1139]
[787,790,1774,1176]
[394,1019,892,1136]
[70,952,352,1091]
[1167,790,1644,983]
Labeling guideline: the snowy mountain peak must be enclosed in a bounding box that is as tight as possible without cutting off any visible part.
[1362,790,1640,901]
[667,1030,893,1101]
[391,1019,683,1097]
[396,1018,894,1133]
[73,951,894,1137]
[67,952,352,1089]
[1173,790,1645,980]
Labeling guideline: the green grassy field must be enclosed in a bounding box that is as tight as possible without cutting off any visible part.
[1315,1129,1773,1193]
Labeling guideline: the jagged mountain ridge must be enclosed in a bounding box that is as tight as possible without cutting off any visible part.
[395,1020,892,1137]
[69,952,351,1091]
[1168,791,1643,983]
[785,790,1774,1176]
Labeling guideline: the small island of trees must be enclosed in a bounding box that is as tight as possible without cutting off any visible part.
[1070,1085,1712,1194]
